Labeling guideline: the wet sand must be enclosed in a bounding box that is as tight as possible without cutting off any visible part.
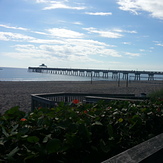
[0,80,163,114]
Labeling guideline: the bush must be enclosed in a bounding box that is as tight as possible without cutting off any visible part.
[149,88,163,100]
[0,100,163,163]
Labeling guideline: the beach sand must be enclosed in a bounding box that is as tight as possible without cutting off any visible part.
[0,80,163,114]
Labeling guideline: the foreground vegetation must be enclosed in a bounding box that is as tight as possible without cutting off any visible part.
[149,88,163,100]
[0,99,163,163]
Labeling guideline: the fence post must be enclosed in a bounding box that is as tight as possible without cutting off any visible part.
[31,96,34,111]
[65,96,68,102]
[91,72,93,84]
[118,73,120,87]
[126,73,128,87]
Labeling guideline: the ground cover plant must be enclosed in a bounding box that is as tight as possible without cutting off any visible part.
[0,99,163,163]
[149,88,163,100]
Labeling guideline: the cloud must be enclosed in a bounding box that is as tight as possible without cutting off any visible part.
[117,0,163,20]
[122,42,132,45]
[0,32,34,41]
[47,28,84,38]
[85,12,112,16]
[10,44,52,59]
[30,38,65,44]
[38,38,121,58]
[0,24,28,31]
[83,27,136,38]
[84,27,123,38]
[0,24,121,63]
[31,31,48,35]
[139,49,145,52]
[113,28,137,34]
[35,0,86,10]
[125,52,140,57]
[156,43,163,46]
[5,35,121,63]
[73,22,83,25]
[154,41,163,46]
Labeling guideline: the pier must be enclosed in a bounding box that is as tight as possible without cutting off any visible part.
[28,67,163,81]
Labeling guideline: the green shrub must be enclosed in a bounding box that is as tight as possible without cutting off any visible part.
[0,100,163,163]
[149,88,163,100]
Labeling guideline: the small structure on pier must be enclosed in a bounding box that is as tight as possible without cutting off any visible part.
[39,64,47,68]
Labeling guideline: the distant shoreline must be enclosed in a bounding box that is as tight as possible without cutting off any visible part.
[0,80,163,114]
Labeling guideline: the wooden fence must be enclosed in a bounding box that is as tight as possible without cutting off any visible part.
[31,92,148,111]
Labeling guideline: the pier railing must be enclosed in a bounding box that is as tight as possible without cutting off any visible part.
[28,67,163,81]
[31,92,148,111]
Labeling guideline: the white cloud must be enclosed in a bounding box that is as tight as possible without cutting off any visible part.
[66,38,108,47]
[0,32,34,41]
[38,39,121,58]
[31,31,48,35]
[156,43,163,46]
[113,28,137,34]
[117,0,163,20]
[83,27,137,38]
[84,27,125,38]
[0,24,28,31]
[154,41,163,46]
[73,22,83,25]
[47,28,84,38]
[5,35,121,62]
[12,44,52,59]
[30,38,65,44]
[85,12,112,16]
[125,52,140,57]
[84,27,123,38]
[122,42,131,45]
[36,0,48,3]
[139,49,145,52]
[35,0,86,10]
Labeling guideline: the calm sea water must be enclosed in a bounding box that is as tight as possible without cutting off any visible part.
[0,67,93,81]
[0,67,163,81]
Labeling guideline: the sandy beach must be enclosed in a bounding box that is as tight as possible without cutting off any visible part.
[0,80,163,114]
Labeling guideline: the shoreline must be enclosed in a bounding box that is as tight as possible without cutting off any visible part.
[0,80,163,114]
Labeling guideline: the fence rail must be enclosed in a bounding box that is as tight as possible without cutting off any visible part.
[102,133,163,163]
[31,92,148,111]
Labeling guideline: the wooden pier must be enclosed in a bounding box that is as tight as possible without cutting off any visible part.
[28,67,163,81]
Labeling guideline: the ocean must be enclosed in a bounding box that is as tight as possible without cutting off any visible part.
[0,67,163,81]
[0,67,94,81]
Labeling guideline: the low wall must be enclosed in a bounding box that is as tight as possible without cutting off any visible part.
[102,133,163,163]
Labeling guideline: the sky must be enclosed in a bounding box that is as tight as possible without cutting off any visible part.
[0,0,163,71]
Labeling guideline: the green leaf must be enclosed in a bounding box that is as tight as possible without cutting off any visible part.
[46,138,61,154]
[92,121,103,126]
[11,124,19,132]
[19,127,29,135]
[27,136,39,143]
[0,139,6,145]
[43,134,52,143]
[21,135,28,138]
[4,106,25,120]
[107,124,114,138]
[100,139,110,153]
[2,127,9,137]
[6,146,19,158]
[118,118,123,123]
[4,106,20,115]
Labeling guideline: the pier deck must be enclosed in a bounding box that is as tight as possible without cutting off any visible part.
[28,67,163,81]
